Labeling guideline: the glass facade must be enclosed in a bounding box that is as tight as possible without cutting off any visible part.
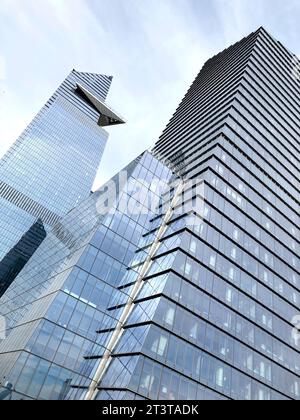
[0,70,113,295]
[0,152,173,400]
[0,28,299,400]
[94,28,300,401]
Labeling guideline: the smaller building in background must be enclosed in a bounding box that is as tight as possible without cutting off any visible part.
[0,69,124,297]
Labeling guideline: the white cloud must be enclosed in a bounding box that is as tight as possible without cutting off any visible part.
[0,56,6,80]
[1,0,300,191]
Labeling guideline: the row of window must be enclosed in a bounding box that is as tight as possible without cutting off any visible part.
[238,79,299,158]
[27,319,102,374]
[46,291,111,342]
[184,121,299,216]
[78,245,127,288]
[147,222,299,333]
[216,136,299,215]
[212,153,299,229]
[140,261,300,363]
[226,110,299,201]
[251,39,300,124]
[161,211,299,312]
[132,285,300,376]
[201,182,298,276]
[207,156,299,239]
[174,247,297,346]
[235,88,300,166]
[140,323,299,398]
[180,223,300,316]
[102,355,227,400]
[4,351,80,400]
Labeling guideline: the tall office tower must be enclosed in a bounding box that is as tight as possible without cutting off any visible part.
[0,70,124,296]
[92,27,300,401]
[0,27,299,401]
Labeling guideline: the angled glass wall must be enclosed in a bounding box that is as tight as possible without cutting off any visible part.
[0,152,172,400]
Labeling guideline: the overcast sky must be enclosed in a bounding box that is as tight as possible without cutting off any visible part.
[0,0,300,190]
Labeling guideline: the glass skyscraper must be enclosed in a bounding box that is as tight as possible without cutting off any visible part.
[0,27,299,400]
[0,69,124,296]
